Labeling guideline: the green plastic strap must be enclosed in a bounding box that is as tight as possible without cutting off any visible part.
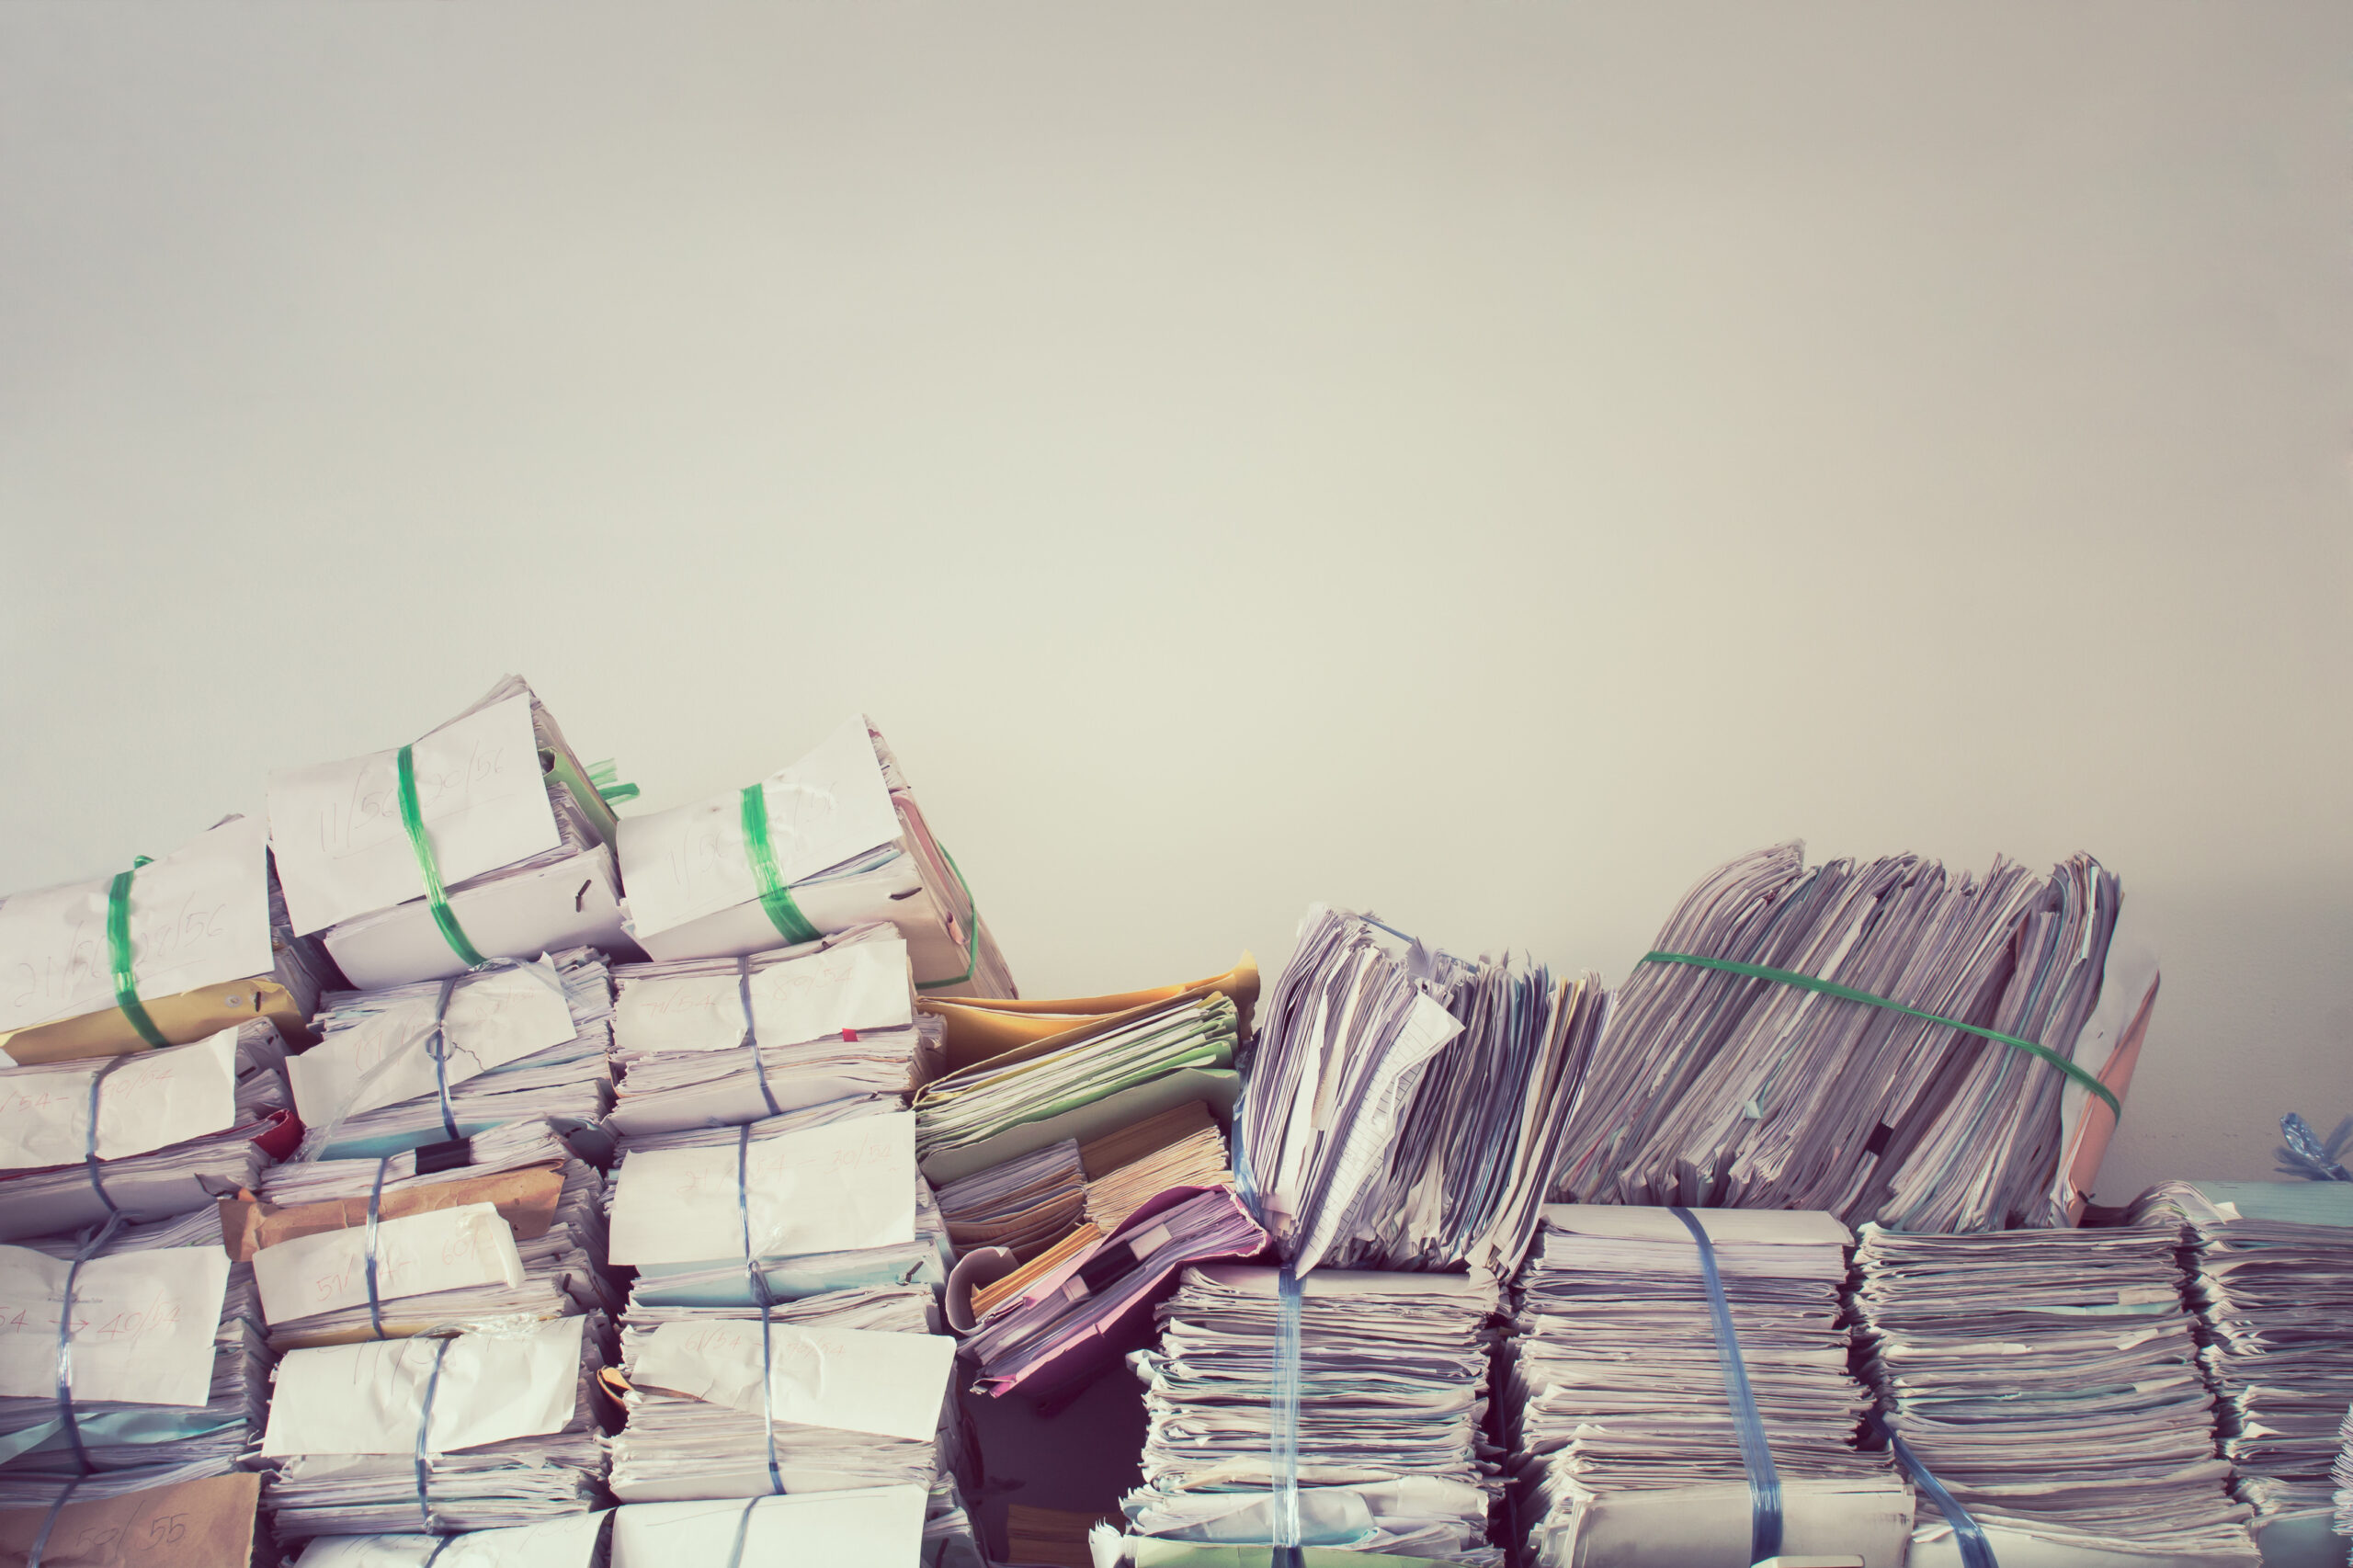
[1643,949,2122,1120]
[105,858,169,1049]
[585,758,640,805]
[913,849,982,993]
[396,744,490,970]
[738,785,821,945]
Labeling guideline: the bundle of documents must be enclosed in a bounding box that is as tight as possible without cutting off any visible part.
[960,1185,1267,1399]
[222,1157,614,1351]
[1552,843,2157,1233]
[2131,1179,2353,1549]
[259,1313,612,1540]
[605,925,940,1139]
[606,1487,931,1568]
[291,1509,608,1568]
[257,1117,596,1206]
[1851,1222,2259,1566]
[267,676,631,990]
[0,1019,298,1241]
[291,949,615,1159]
[1241,908,1605,1277]
[938,1101,1233,1262]
[613,715,1012,996]
[0,1207,269,1505]
[1506,1205,1909,1568]
[0,1471,264,1568]
[0,812,338,1065]
[1121,1264,1505,1565]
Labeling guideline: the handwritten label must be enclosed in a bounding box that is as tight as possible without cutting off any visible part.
[0,1028,240,1171]
[630,1319,955,1442]
[286,960,575,1126]
[607,1111,916,1267]
[0,1242,229,1405]
[613,938,913,1056]
[253,1202,526,1327]
[261,1314,584,1458]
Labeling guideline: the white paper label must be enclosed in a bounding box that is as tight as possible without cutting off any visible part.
[630,1320,954,1441]
[607,1111,916,1267]
[260,1314,584,1458]
[0,1028,241,1172]
[613,718,900,941]
[254,1203,527,1327]
[0,1243,231,1406]
[609,1490,926,1568]
[0,816,278,1036]
[613,939,913,1056]
[287,960,576,1125]
[267,695,559,937]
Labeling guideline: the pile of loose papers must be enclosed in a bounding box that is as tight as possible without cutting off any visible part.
[1121,1264,1505,1565]
[1851,1222,2260,1567]
[1506,1205,1909,1568]
[1552,844,2154,1232]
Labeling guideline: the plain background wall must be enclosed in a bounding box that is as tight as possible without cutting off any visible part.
[3,2,2348,1210]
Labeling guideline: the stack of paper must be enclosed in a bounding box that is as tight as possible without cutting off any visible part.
[1552,843,2156,1233]
[1506,1205,1909,1568]
[937,1101,1234,1264]
[1241,908,1605,1278]
[613,716,1012,996]
[2333,1403,2352,1565]
[2131,1179,2353,1553]
[291,949,615,1159]
[1121,1265,1505,1565]
[267,677,633,991]
[257,1118,597,1206]
[0,1020,299,1240]
[290,1510,609,1568]
[604,925,941,1139]
[1851,1222,2260,1567]
[0,1472,264,1568]
[259,1314,612,1540]
[0,1207,269,1505]
[0,812,337,1064]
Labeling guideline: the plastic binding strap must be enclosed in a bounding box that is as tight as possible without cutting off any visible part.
[414,1336,454,1531]
[735,1126,786,1494]
[396,744,491,971]
[105,858,170,1050]
[364,1155,395,1338]
[56,1213,124,1477]
[1872,1412,1998,1568]
[912,849,982,994]
[1667,1206,1783,1564]
[420,1537,456,1567]
[425,977,463,1142]
[1269,1265,1304,1568]
[738,960,783,1119]
[722,1496,762,1568]
[738,783,821,946]
[84,1056,131,1215]
[24,1477,83,1568]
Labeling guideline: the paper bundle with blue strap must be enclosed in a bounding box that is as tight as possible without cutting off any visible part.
[266,676,634,992]
[2129,1179,2353,1563]
[1552,843,2155,1233]
[0,1471,264,1568]
[1505,1204,1910,1568]
[612,715,1012,998]
[288,1507,609,1567]
[1852,1221,2260,1568]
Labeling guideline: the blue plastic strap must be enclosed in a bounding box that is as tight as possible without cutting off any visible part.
[1668,1206,1783,1563]
[425,978,462,1142]
[365,1155,394,1339]
[735,1126,785,1494]
[722,1497,762,1568]
[421,1538,456,1567]
[1268,1265,1304,1568]
[83,1056,132,1214]
[414,1337,453,1531]
[24,1477,83,1568]
[55,1213,124,1475]
[738,960,783,1119]
[1873,1412,1998,1568]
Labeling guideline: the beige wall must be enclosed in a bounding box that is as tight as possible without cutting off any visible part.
[3,3,2347,1202]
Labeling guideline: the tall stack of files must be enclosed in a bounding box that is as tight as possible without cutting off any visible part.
[613,714,1012,996]
[0,1207,270,1506]
[0,1471,265,1568]
[257,1312,614,1540]
[291,1509,608,1568]
[267,676,634,989]
[2130,1179,2353,1565]
[1120,1265,1506,1566]
[0,1019,299,1240]
[1551,843,2157,1233]
[603,923,941,1139]
[0,812,338,1063]
[1237,907,1606,1277]
[289,949,615,1160]
[1851,1222,2260,1568]
[1504,1205,1910,1568]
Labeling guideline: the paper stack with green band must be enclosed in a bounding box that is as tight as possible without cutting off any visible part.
[614,715,1014,997]
[267,676,635,990]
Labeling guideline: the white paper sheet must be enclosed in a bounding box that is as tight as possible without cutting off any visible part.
[254,1203,528,1327]
[606,1112,916,1267]
[614,938,913,1055]
[608,1489,926,1568]
[269,695,560,937]
[613,718,900,942]
[629,1320,954,1442]
[260,1315,584,1458]
[0,815,277,1036]
[290,1511,609,1568]
[0,1243,230,1406]
[286,961,576,1125]
[0,1028,240,1171]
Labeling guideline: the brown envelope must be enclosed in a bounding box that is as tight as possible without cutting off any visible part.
[218,1165,566,1263]
[916,957,1257,1075]
[0,976,312,1066]
[0,1472,257,1568]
